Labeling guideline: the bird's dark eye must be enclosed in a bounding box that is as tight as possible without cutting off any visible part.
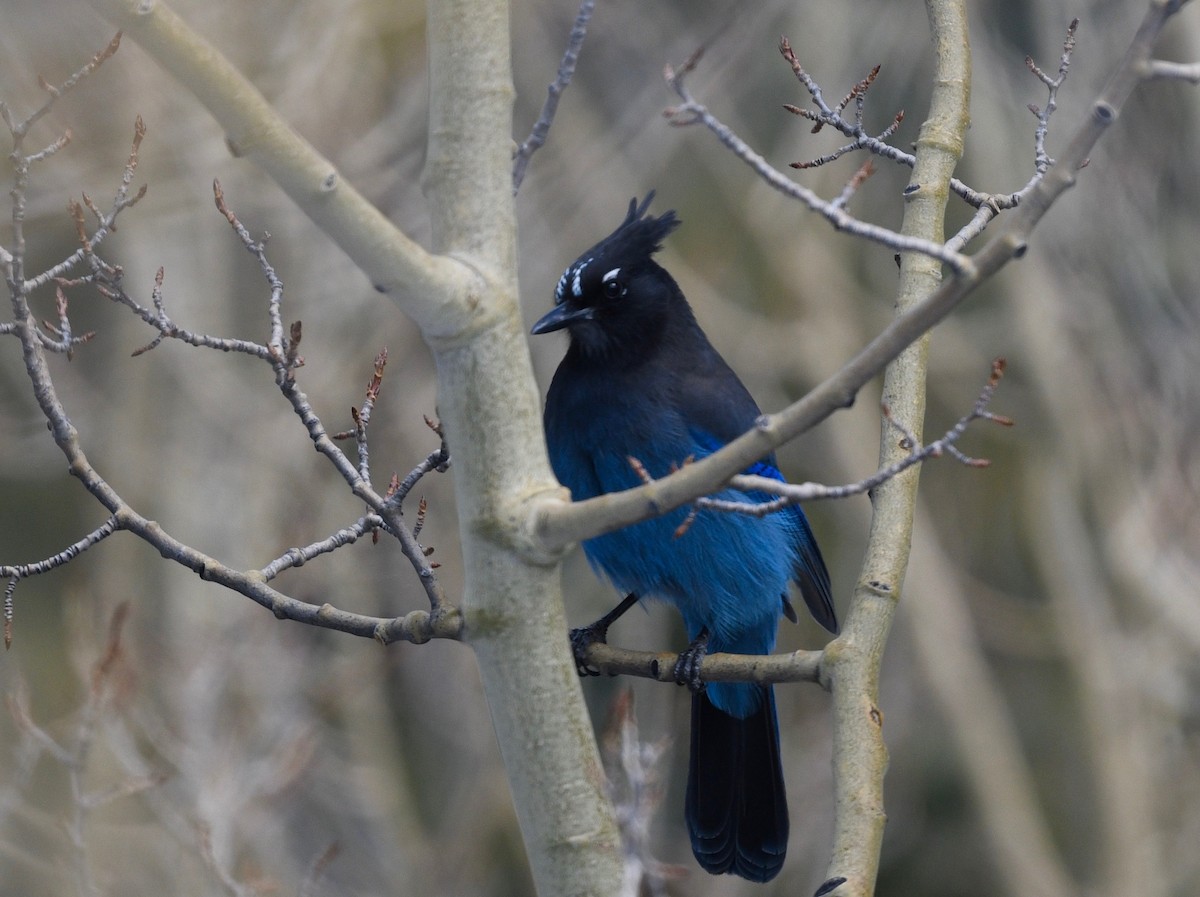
[602,278,623,299]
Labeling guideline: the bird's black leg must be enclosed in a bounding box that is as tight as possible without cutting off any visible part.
[673,627,710,693]
[570,592,640,677]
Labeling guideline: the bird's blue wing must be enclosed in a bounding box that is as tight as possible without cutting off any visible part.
[761,465,837,634]
[677,353,837,633]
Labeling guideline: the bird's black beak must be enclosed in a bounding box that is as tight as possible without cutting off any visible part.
[531,302,594,335]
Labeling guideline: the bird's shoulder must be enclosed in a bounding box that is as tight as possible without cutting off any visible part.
[672,338,764,448]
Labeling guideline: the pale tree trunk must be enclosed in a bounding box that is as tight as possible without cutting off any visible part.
[420,3,625,893]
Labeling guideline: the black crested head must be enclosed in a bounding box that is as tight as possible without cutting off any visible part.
[551,193,679,306]
[531,192,687,359]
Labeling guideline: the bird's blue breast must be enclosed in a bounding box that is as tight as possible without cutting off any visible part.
[545,383,802,718]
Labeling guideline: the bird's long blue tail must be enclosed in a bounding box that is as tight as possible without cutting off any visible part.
[686,685,788,882]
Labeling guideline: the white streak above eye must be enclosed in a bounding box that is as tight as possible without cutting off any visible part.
[572,258,592,297]
[602,267,620,283]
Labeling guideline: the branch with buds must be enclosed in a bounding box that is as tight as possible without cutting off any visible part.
[0,39,461,647]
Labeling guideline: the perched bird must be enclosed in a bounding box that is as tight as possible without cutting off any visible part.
[532,194,838,882]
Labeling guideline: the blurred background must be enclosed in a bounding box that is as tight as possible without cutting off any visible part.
[1,1,1198,895]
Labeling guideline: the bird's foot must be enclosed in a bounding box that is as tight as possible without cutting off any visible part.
[569,621,609,677]
[672,628,710,694]
[569,592,639,677]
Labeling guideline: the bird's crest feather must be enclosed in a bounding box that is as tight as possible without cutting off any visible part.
[554,192,680,303]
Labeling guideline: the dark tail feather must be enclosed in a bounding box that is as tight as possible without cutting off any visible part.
[686,687,788,882]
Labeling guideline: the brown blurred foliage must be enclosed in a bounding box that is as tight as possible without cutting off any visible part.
[1,1,1198,895]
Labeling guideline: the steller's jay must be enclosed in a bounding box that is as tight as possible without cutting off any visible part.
[532,194,837,883]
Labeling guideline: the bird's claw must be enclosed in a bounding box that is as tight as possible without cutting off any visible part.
[673,629,710,694]
[569,622,608,677]
[569,592,640,678]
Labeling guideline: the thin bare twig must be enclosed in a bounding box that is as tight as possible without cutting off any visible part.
[356,347,387,479]
[720,357,1010,513]
[2,32,121,140]
[213,178,288,360]
[777,35,1034,247]
[664,56,975,274]
[119,183,452,614]
[1026,19,1080,174]
[948,21,1082,250]
[630,359,1010,535]
[36,285,96,357]
[96,264,275,360]
[2,516,120,648]
[3,109,457,643]
[257,515,388,581]
[1,33,124,326]
[386,416,451,510]
[512,0,595,193]
[830,160,877,210]
[27,116,148,293]
[334,347,388,480]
